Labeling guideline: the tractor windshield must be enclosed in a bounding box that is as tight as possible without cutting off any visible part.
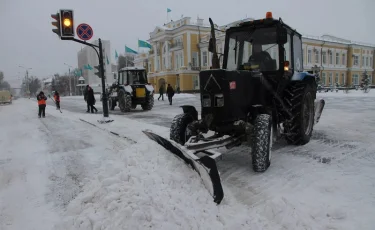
[126,71,147,85]
[225,27,280,71]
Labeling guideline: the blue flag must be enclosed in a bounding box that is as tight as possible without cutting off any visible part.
[125,46,138,54]
[115,50,118,59]
[138,39,152,49]
[167,8,171,13]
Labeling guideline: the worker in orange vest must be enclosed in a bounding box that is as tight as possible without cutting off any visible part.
[37,91,47,118]
[53,91,60,110]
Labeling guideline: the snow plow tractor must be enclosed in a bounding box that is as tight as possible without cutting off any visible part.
[143,12,325,205]
[108,67,154,112]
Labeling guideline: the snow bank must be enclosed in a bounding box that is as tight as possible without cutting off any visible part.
[316,88,375,98]
[46,108,273,229]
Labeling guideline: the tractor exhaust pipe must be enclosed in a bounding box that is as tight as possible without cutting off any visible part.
[208,18,220,69]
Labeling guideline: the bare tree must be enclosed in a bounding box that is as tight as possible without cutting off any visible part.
[0,71,11,90]
[21,76,41,95]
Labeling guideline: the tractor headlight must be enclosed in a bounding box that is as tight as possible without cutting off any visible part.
[214,94,224,107]
[202,94,211,107]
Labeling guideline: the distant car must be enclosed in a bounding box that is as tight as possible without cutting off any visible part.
[0,90,12,104]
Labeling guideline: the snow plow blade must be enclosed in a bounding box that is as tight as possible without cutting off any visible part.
[314,98,325,125]
[142,130,224,204]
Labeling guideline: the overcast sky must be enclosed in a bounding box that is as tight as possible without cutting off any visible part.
[0,0,374,87]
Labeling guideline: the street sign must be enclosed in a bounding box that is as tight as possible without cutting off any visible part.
[76,23,93,41]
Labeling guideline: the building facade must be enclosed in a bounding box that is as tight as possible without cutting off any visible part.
[146,17,212,93]
[77,39,114,92]
[146,17,375,93]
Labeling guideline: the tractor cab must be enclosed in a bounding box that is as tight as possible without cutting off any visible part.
[118,67,148,86]
[211,12,303,76]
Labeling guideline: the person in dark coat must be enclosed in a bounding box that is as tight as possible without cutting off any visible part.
[87,86,98,113]
[166,84,175,105]
[36,91,47,118]
[53,91,60,110]
[84,85,90,112]
[158,84,164,101]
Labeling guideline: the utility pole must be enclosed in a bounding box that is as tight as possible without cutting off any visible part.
[64,63,73,96]
[98,39,109,118]
[19,65,32,97]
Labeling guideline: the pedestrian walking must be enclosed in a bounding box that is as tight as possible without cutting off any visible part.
[158,84,164,101]
[53,91,60,110]
[166,84,175,105]
[36,91,47,118]
[84,85,90,112]
[87,86,98,113]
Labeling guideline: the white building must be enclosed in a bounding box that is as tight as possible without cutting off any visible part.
[77,39,115,93]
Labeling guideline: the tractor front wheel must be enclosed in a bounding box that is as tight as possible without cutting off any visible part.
[170,113,195,145]
[118,89,132,112]
[250,114,272,172]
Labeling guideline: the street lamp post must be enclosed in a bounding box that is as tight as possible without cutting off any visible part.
[19,65,32,97]
[64,63,74,96]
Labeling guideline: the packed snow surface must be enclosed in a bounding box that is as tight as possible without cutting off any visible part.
[1,90,375,230]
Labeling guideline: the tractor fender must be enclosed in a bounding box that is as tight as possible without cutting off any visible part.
[119,85,133,94]
[145,84,155,93]
[291,72,316,82]
[180,105,198,121]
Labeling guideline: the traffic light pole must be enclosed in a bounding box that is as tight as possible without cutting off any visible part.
[70,38,110,119]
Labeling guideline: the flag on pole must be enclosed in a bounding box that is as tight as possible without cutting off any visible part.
[167,8,171,13]
[115,50,118,59]
[125,45,138,54]
[138,39,152,49]
[106,55,110,65]
[86,64,93,70]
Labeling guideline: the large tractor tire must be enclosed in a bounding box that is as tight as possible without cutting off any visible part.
[170,113,195,145]
[118,89,132,112]
[141,94,154,111]
[250,114,272,172]
[283,82,316,145]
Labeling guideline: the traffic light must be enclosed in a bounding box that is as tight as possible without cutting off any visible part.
[51,12,61,37]
[60,9,74,40]
[94,65,105,78]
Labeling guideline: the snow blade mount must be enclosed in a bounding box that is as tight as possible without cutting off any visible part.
[142,130,224,204]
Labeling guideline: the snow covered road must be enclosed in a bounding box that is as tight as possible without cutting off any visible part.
[1,90,375,230]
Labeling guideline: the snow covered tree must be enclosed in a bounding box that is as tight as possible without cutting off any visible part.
[361,72,370,93]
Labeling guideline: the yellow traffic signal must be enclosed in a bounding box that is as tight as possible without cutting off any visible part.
[60,9,74,39]
[63,18,71,27]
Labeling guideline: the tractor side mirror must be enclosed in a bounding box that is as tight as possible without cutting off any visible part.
[208,38,214,53]
[278,28,288,44]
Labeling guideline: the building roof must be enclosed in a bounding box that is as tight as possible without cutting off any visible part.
[119,66,146,71]
[302,34,375,48]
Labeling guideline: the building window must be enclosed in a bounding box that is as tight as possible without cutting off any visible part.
[341,73,346,85]
[335,53,339,65]
[192,75,200,89]
[353,56,359,66]
[366,57,369,67]
[342,53,346,65]
[192,52,198,67]
[322,51,327,64]
[307,50,312,63]
[352,74,359,85]
[329,72,333,85]
[315,51,319,64]
[321,73,326,85]
[163,57,166,70]
[335,73,339,83]
[202,51,208,66]
[362,56,365,67]
[370,57,373,68]
[329,51,333,65]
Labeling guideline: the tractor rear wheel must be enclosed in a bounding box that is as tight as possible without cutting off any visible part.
[118,89,132,112]
[170,113,194,145]
[141,94,154,111]
[283,82,315,145]
[250,114,272,172]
